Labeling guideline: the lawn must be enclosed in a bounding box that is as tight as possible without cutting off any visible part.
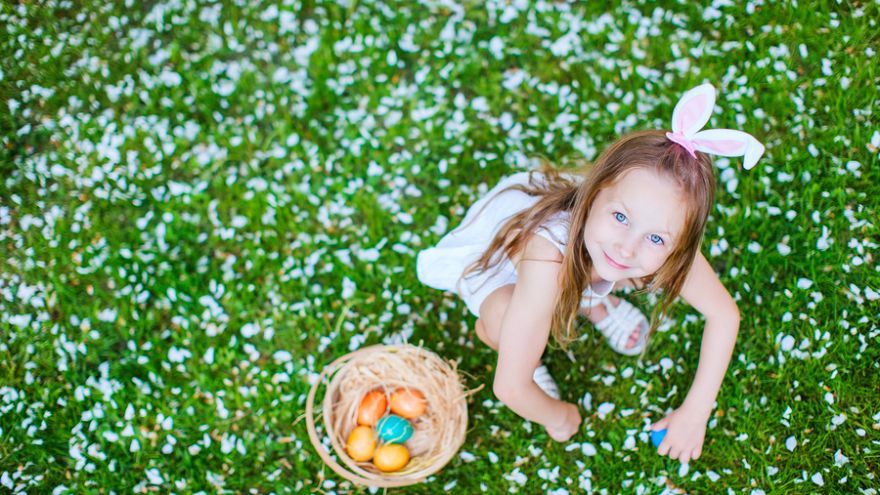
[1,0,878,493]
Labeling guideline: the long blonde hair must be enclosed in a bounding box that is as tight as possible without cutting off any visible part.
[462,130,716,351]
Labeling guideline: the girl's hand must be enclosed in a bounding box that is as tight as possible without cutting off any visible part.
[545,402,581,442]
[650,405,711,464]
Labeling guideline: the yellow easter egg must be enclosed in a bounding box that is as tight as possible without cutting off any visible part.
[390,388,427,419]
[345,425,376,462]
[372,443,410,472]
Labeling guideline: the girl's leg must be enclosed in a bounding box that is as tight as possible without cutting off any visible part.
[474,318,496,351]
[473,284,515,351]
[474,283,560,399]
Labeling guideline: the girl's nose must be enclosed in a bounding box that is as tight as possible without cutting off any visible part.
[617,234,639,259]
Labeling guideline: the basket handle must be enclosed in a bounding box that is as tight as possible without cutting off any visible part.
[304,346,418,488]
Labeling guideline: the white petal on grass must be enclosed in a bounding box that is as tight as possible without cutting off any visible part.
[870,130,880,148]
[241,323,260,338]
[833,449,849,467]
[780,335,795,351]
[366,161,383,176]
[97,308,117,322]
[168,346,191,363]
[502,69,525,90]
[9,314,31,327]
[145,468,164,485]
[357,248,380,262]
[581,442,597,456]
[503,467,527,486]
[272,350,292,363]
[785,436,797,451]
[816,226,832,250]
[581,392,592,411]
[796,278,813,289]
[158,70,182,86]
[597,402,615,419]
[488,37,505,59]
[811,472,824,486]
[341,277,356,299]
[459,451,476,462]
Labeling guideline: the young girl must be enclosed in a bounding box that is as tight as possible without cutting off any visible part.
[417,84,764,464]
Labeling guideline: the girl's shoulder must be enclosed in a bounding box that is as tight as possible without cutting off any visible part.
[534,210,571,254]
[510,230,565,267]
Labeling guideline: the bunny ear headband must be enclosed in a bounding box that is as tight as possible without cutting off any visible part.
[665,83,765,170]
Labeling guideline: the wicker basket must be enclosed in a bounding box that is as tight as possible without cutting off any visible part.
[305,344,475,487]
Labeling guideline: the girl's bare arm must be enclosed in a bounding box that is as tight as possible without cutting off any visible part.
[678,251,741,415]
[492,235,572,430]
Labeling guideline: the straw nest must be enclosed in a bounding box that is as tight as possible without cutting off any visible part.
[306,344,474,487]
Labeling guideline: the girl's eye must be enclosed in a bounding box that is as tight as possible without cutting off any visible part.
[649,234,664,245]
[613,212,628,224]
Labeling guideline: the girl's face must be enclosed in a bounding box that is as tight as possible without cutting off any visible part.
[583,168,687,282]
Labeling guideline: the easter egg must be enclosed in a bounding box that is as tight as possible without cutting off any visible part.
[650,428,667,448]
[390,388,427,419]
[373,443,410,472]
[357,390,388,426]
[345,425,377,462]
[376,414,413,444]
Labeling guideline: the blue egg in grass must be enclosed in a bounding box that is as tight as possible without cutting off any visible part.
[651,428,667,448]
[376,415,413,444]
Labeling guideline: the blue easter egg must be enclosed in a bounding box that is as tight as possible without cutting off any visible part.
[650,428,667,448]
[376,415,413,444]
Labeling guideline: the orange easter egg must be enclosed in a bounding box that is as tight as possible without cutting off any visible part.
[357,390,387,426]
[372,443,410,472]
[390,388,427,419]
[345,425,376,462]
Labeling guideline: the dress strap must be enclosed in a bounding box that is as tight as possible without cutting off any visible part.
[517,257,564,264]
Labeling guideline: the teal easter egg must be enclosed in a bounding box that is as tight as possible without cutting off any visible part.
[376,415,413,443]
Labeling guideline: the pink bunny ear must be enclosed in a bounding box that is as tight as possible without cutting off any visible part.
[670,83,716,137]
[691,129,766,170]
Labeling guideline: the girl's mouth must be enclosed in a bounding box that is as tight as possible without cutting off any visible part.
[604,252,630,270]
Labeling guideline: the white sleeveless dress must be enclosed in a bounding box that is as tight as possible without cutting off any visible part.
[417,171,614,317]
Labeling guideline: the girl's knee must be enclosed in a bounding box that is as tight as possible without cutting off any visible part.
[475,318,487,341]
[474,318,497,350]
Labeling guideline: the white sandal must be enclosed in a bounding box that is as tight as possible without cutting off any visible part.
[532,363,560,399]
[581,296,649,356]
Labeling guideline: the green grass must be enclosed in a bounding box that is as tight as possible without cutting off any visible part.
[1,0,878,493]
